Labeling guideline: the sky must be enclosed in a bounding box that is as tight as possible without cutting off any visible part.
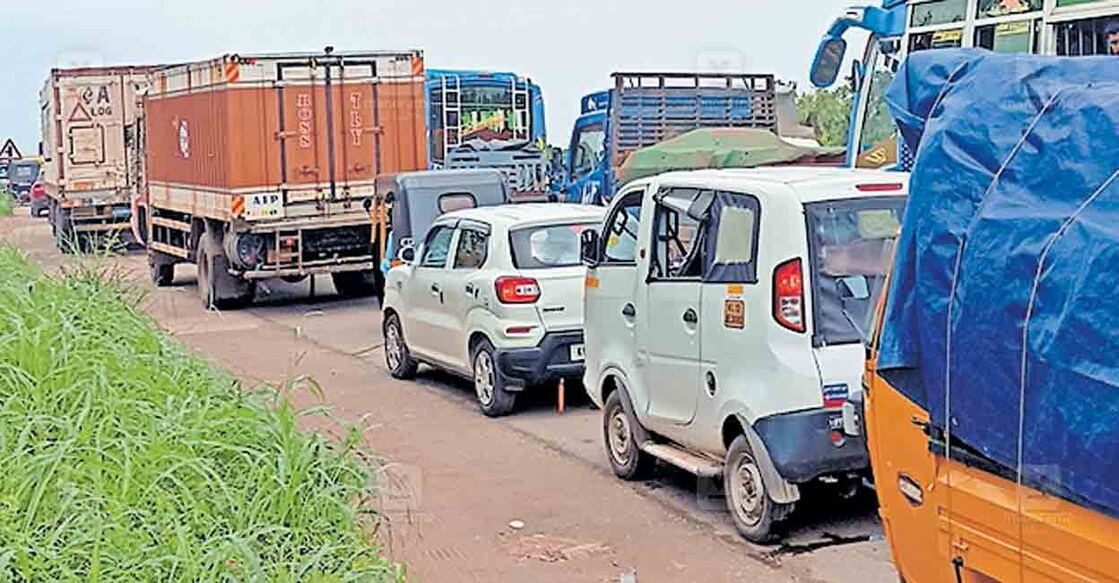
[0,0,864,154]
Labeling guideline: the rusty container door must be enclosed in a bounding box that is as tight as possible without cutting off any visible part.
[275,54,426,205]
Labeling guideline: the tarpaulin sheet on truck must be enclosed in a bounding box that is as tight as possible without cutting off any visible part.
[615,128,843,184]
[877,48,1119,517]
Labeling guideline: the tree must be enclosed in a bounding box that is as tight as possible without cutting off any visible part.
[796,86,853,148]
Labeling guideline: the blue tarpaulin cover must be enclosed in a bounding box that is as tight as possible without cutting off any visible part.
[878,49,1119,517]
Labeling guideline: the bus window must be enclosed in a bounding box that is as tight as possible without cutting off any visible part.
[976,0,1040,18]
[909,28,964,52]
[976,19,1040,53]
[1055,16,1119,56]
[910,0,968,27]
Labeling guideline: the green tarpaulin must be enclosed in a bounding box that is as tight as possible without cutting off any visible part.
[616,128,844,184]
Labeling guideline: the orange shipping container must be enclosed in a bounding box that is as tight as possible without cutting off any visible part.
[144,50,427,221]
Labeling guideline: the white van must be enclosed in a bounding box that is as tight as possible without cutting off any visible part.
[580,167,907,542]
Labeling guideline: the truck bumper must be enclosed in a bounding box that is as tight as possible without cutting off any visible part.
[753,406,870,484]
[239,260,376,280]
[494,331,585,389]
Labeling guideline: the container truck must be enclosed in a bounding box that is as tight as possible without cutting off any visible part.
[39,66,156,250]
[139,49,427,308]
[562,72,778,205]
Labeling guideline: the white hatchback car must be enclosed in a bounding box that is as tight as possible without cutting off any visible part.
[581,167,907,541]
[382,203,606,416]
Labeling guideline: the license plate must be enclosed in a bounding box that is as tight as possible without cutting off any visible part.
[569,344,585,362]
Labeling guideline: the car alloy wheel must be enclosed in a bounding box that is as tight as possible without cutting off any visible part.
[385,322,404,372]
[473,351,496,407]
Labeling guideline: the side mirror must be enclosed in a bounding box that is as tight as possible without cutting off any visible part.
[581,229,602,267]
[399,245,416,264]
[686,191,715,222]
[810,36,847,88]
[837,276,870,301]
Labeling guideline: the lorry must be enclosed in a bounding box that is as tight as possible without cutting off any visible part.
[426,69,550,194]
[138,49,428,308]
[39,66,156,250]
[562,72,779,205]
[866,49,1118,581]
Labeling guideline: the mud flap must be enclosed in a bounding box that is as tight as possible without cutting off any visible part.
[735,414,801,505]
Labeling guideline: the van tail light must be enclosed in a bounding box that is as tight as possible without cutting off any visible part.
[773,258,806,333]
[495,276,540,304]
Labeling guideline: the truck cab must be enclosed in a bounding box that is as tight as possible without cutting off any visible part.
[581,166,907,542]
[562,73,778,206]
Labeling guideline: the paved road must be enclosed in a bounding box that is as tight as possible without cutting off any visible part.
[2,215,897,582]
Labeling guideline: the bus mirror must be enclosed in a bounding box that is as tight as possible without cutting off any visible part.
[810,36,847,88]
[581,229,601,267]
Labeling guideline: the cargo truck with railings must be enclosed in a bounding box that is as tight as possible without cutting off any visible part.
[139,49,428,308]
[39,66,156,250]
[562,72,778,205]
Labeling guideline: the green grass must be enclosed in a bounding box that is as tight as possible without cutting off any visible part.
[0,194,12,217]
[0,247,401,581]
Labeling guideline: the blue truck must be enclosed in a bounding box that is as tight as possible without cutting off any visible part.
[425,69,550,193]
[561,72,779,205]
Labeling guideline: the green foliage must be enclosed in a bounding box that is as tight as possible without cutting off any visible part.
[0,194,12,217]
[0,248,401,582]
[797,86,854,148]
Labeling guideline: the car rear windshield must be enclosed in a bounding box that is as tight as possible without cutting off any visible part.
[510,223,597,269]
[806,196,906,346]
[10,163,39,183]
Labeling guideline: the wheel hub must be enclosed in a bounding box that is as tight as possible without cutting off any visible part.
[385,324,403,370]
[474,352,495,406]
[607,410,632,464]
[731,457,765,525]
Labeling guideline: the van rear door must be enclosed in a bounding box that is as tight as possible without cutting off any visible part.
[805,196,905,406]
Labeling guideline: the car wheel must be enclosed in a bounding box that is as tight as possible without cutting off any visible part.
[724,435,790,543]
[383,313,418,380]
[602,390,655,480]
[471,339,515,417]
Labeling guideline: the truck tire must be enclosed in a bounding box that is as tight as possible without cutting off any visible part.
[198,230,255,310]
[150,253,175,287]
[332,270,380,299]
[54,210,77,254]
[471,339,516,417]
[383,312,419,380]
[602,390,656,480]
[724,435,792,543]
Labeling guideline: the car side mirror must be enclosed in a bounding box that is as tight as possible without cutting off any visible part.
[581,229,602,267]
[399,245,416,264]
[687,191,715,222]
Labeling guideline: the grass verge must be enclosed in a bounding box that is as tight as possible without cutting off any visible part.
[0,194,12,217]
[0,247,401,581]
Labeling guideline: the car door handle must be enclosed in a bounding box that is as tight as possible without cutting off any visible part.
[683,309,698,325]
[464,283,475,295]
[622,303,637,318]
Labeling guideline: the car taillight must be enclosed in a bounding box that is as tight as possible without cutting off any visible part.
[31,183,45,198]
[495,276,540,304]
[773,258,806,333]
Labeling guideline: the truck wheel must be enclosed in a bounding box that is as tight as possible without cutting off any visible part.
[332,271,378,298]
[471,339,516,417]
[150,257,175,287]
[54,211,76,253]
[383,312,418,379]
[724,435,790,543]
[602,390,655,480]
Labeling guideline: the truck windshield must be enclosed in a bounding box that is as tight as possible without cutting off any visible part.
[571,123,605,178]
[854,41,902,169]
[10,163,39,184]
[510,223,598,269]
[807,197,905,346]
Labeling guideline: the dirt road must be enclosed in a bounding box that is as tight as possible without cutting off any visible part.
[2,215,897,582]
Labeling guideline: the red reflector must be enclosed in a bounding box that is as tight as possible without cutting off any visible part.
[773,258,806,333]
[831,431,844,445]
[855,183,904,193]
[495,276,540,304]
[505,326,534,335]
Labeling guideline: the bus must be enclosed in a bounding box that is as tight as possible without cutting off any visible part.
[809,0,1119,169]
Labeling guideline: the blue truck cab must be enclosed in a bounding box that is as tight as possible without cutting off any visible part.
[563,72,779,205]
[425,69,548,192]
